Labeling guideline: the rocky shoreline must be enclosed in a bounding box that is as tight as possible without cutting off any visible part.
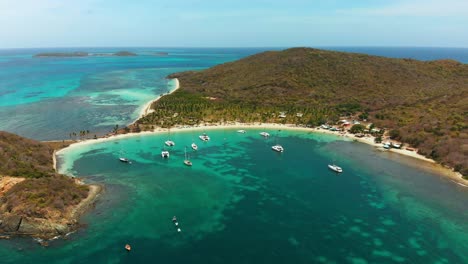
[0,183,102,240]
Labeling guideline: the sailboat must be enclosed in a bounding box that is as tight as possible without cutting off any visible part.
[271,130,284,152]
[165,128,175,146]
[184,147,192,166]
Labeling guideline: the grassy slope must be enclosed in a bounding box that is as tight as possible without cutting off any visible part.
[0,131,89,219]
[138,48,468,177]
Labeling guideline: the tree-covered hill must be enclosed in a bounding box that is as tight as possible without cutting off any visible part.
[137,48,468,176]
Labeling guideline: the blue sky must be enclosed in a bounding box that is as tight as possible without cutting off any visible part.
[0,0,467,48]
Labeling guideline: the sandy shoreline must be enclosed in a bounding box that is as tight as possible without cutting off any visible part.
[137,78,180,120]
[56,121,467,186]
[54,76,466,187]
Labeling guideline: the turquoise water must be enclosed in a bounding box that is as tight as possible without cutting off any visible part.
[1,47,467,140]
[0,48,267,140]
[1,129,467,263]
[1,47,468,263]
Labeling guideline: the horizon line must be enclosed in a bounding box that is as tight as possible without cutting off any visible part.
[1,45,468,50]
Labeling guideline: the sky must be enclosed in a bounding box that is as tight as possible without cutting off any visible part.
[0,0,467,48]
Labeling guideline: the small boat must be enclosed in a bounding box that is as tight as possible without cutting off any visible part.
[172,216,177,222]
[237,130,246,134]
[271,145,284,152]
[383,143,391,149]
[119,157,130,163]
[260,132,270,137]
[328,164,343,173]
[391,142,401,149]
[184,147,192,166]
[125,244,131,251]
[165,140,175,146]
[161,150,170,158]
[191,143,198,150]
[199,133,210,141]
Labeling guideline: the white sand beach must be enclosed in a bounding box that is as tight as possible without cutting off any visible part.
[55,77,467,187]
[137,78,180,120]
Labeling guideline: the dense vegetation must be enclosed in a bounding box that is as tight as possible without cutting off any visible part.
[137,48,467,177]
[0,131,55,178]
[0,131,89,220]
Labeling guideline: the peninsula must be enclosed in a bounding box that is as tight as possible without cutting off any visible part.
[136,48,468,177]
[0,131,101,239]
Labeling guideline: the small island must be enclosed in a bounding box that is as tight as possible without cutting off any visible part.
[34,52,89,57]
[33,51,137,57]
[0,131,101,240]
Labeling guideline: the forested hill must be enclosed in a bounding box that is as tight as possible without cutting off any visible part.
[138,48,468,176]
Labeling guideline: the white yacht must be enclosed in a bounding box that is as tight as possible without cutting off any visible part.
[199,133,210,141]
[165,140,175,146]
[328,164,343,173]
[119,157,131,163]
[191,142,198,150]
[271,145,284,152]
[260,132,270,137]
[161,150,170,158]
[237,130,246,134]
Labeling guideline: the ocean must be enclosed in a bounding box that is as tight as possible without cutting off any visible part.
[1,47,467,140]
[0,47,467,263]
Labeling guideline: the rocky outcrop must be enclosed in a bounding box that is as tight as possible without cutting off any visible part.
[0,184,102,239]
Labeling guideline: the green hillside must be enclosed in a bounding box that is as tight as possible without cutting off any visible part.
[137,48,468,176]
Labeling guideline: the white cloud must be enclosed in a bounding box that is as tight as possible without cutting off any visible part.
[338,0,468,17]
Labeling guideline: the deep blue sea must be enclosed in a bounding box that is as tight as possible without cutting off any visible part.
[0,47,467,263]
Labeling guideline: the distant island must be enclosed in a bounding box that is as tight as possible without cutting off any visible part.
[0,131,101,240]
[135,48,468,177]
[34,51,137,57]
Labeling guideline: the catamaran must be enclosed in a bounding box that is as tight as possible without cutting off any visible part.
[271,145,284,152]
[165,140,175,146]
[199,133,210,141]
[260,132,270,137]
[161,150,170,158]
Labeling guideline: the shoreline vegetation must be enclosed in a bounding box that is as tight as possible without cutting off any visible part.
[0,131,102,241]
[56,77,466,187]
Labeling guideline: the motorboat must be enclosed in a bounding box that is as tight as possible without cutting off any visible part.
[165,140,175,146]
[119,157,130,163]
[328,164,343,173]
[237,130,246,133]
[259,132,270,137]
[161,150,170,158]
[271,145,284,152]
[125,244,131,251]
[191,142,198,150]
[383,142,391,149]
[199,133,210,141]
